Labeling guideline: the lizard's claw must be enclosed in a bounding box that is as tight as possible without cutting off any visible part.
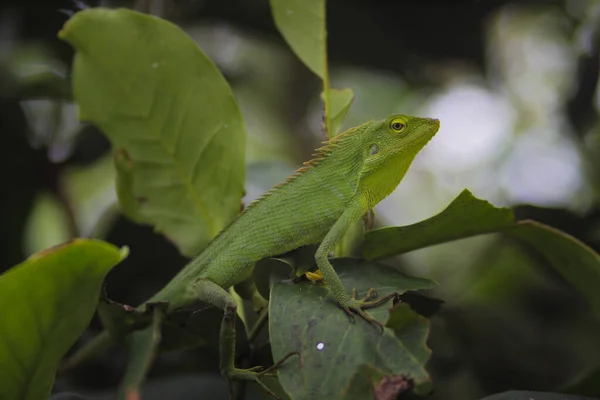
[352,287,378,301]
[338,289,400,333]
[224,351,299,399]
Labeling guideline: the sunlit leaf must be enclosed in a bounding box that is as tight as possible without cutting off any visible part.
[0,239,127,400]
[270,0,325,78]
[271,0,350,138]
[59,8,246,257]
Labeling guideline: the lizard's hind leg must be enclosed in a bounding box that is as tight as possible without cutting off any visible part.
[193,279,298,399]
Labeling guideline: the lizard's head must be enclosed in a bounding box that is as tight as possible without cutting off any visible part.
[358,114,440,207]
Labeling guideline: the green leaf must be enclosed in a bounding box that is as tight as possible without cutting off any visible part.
[270,0,346,138]
[385,303,431,366]
[113,148,143,224]
[118,307,164,400]
[362,188,600,322]
[507,220,600,321]
[270,0,325,78]
[59,8,246,257]
[23,191,72,256]
[362,189,515,260]
[480,391,599,400]
[269,258,434,399]
[0,239,127,400]
[342,305,432,398]
[322,88,354,137]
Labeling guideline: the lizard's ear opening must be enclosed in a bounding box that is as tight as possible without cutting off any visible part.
[368,143,379,156]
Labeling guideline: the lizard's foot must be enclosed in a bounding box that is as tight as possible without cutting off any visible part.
[223,351,299,399]
[338,289,400,332]
[305,269,324,283]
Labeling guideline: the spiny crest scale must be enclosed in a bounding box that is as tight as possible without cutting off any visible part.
[242,124,363,212]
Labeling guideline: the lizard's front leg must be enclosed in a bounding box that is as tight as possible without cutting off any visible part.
[316,201,399,330]
[192,279,297,399]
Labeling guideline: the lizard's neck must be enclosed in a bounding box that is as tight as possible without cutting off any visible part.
[361,150,416,208]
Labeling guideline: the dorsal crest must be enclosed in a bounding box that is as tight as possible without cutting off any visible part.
[243,124,363,212]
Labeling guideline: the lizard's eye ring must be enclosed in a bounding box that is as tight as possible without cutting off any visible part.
[389,118,407,133]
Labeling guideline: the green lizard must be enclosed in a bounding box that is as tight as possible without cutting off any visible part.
[67,114,439,395]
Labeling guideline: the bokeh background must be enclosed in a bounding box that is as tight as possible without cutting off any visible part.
[1,0,600,399]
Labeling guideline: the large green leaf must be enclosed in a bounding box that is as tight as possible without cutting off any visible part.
[270,0,325,78]
[270,258,435,400]
[59,8,246,257]
[341,304,432,399]
[363,189,514,260]
[385,303,431,366]
[0,239,127,400]
[507,220,600,320]
[362,189,600,321]
[270,0,351,138]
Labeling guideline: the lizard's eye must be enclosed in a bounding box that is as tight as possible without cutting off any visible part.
[389,118,407,133]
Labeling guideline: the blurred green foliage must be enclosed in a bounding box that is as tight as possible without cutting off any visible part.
[0,240,127,400]
[1,0,600,399]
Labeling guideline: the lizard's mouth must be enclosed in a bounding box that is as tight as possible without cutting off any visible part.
[409,121,440,147]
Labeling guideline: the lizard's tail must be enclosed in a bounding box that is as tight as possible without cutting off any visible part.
[59,330,113,374]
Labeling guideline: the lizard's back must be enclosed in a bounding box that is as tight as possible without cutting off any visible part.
[150,132,365,307]
[200,154,360,288]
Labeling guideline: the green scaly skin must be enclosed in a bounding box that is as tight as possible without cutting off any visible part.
[65,114,439,397]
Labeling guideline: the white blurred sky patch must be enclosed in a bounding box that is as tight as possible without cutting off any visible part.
[377,5,593,229]
[501,121,589,208]
[487,6,576,124]
[421,83,514,173]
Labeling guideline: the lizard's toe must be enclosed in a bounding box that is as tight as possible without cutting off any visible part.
[337,290,400,332]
